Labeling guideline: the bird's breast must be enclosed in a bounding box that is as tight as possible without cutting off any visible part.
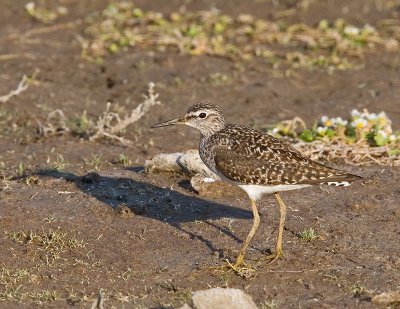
[199,137,218,173]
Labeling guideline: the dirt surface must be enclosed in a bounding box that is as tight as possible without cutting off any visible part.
[1,0,400,308]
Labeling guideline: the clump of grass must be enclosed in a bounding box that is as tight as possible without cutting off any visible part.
[260,300,278,309]
[7,228,86,265]
[298,228,317,241]
[83,153,103,171]
[208,72,231,86]
[28,290,58,304]
[349,281,373,296]
[0,267,31,301]
[52,154,68,171]
[117,153,132,166]
[0,266,58,303]
[81,2,399,70]
[25,2,68,23]
[17,162,26,177]
[294,109,398,147]
[68,111,93,137]
[264,109,400,166]
[37,82,160,146]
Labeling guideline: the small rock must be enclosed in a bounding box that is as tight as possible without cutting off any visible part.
[374,194,385,201]
[132,204,146,215]
[81,172,101,183]
[372,291,400,306]
[192,288,258,309]
[190,173,238,198]
[115,205,134,218]
[350,201,376,212]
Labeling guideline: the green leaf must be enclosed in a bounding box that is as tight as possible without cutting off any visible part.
[388,149,400,156]
[373,134,388,146]
[346,126,356,137]
[300,129,314,142]
[326,129,336,138]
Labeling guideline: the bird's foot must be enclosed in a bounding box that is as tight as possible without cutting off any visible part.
[225,259,257,278]
[207,259,257,278]
[259,248,284,266]
[204,256,257,278]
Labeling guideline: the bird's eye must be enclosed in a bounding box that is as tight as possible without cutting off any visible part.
[199,112,207,119]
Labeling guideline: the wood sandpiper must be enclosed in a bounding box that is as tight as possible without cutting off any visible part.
[152,103,361,267]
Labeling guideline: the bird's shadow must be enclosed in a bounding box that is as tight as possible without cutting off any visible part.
[35,169,252,253]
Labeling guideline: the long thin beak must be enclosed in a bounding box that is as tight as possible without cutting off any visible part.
[151,117,185,128]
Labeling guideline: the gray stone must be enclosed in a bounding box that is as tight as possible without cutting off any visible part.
[192,288,258,309]
[177,304,193,309]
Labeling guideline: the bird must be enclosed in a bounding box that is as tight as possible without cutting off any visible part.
[152,103,361,268]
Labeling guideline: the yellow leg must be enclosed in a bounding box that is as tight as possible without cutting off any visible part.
[264,192,287,264]
[234,198,260,267]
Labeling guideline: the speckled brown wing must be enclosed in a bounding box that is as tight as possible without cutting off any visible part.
[211,125,359,186]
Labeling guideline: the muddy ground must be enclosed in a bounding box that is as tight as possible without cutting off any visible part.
[0,0,400,308]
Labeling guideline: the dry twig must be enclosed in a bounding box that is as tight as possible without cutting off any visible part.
[36,109,70,137]
[89,82,160,145]
[0,75,30,103]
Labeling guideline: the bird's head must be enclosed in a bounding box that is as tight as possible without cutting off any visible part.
[152,103,225,136]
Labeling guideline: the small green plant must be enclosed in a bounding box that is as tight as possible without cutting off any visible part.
[269,109,400,146]
[298,228,317,241]
[118,153,132,166]
[81,3,399,70]
[260,300,278,309]
[7,228,86,265]
[28,290,58,304]
[53,154,68,171]
[0,267,32,302]
[25,2,68,23]
[117,268,132,281]
[293,109,398,146]
[69,111,92,137]
[264,108,400,166]
[83,153,103,171]
[208,72,231,86]
[17,161,25,177]
[349,281,373,296]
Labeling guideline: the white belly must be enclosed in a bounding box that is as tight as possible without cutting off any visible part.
[238,184,312,200]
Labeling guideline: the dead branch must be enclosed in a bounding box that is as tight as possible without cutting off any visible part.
[0,69,39,103]
[0,75,29,103]
[89,82,160,145]
[36,109,70,137]
[144,150,216,178]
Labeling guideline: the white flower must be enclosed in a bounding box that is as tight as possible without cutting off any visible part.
[367,113,377,120]
[320,115,334,127]
[377,111,388,120]
[351,109,361,118]
[25,2,35,11]
[377,130,388,138]
[389,134,396,142]
[344,25,360,36]
[272,127,280,134]
[334,117,347,126]
[363,24,375,34]
[317,126,327,135]
[351,118,368,129]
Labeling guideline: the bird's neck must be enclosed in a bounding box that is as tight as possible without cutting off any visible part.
[198,121,225,138]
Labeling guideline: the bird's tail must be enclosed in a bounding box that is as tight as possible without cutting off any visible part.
[321,173,362,187]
